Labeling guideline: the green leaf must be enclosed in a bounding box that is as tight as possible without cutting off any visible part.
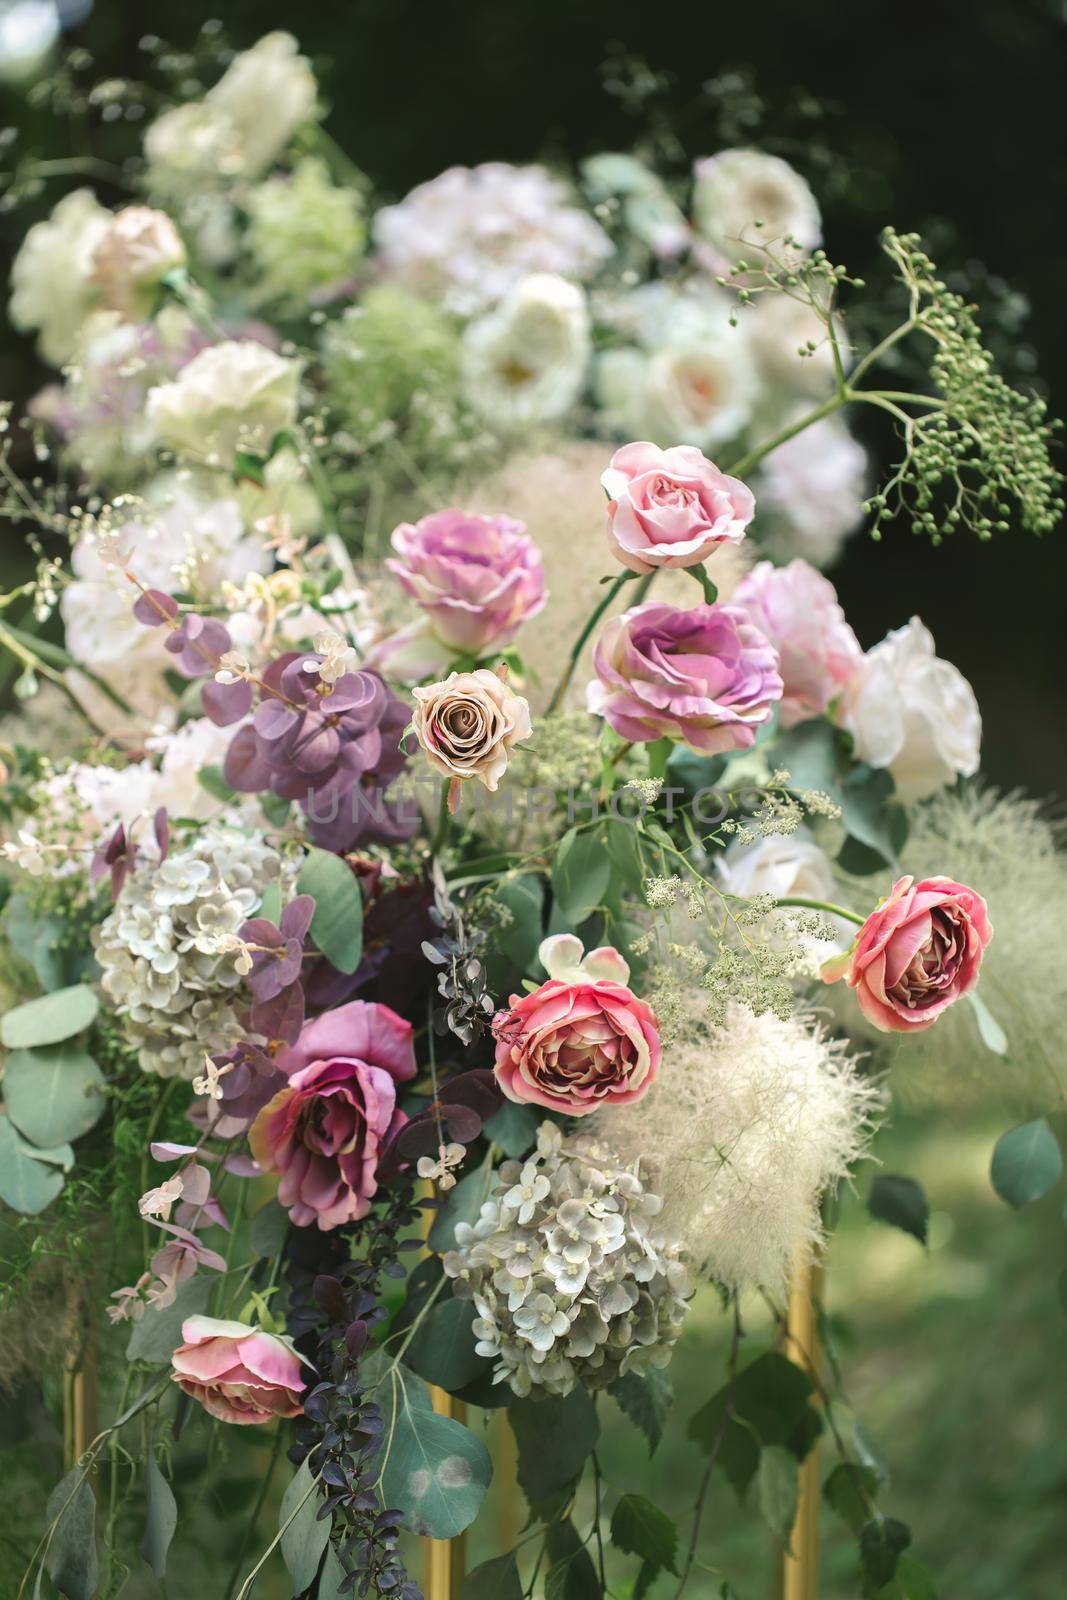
[687,1352,820,1499]
[605,816,647,896]
[197,763,236,802]
[428,1161,490,1254]
[610,1492,679,1574]
[0,1115,65,1214]
[126,1274,213,1363]
[249,1198,289,1258]
[685,564,719,605]
[839,764,907,867]
[463,1550,524,1599]
[878,1554,939,1599]
[375,1363,491,1538]
[260,791,291,828]
[3,1044,105,1146]
[610,1368,673,1454]
[403,1298,491,1392]
[823,1461,880,1535]
[139,1454,177,1580]
[297,848,364,973]
[990,1119,1063,1208]
[482,1101,539,1159]
[860,1516,911,1597]
[967,989,1007,1055]
[317,1545,351,1599]
[758,1446,799,1545]
[45,1468,98,1600]
[772,718,841,796]
[257,881,283,925]
[509,1387,599,1504]
[551,827,611,925]
[545,1517,602,1600]
[279,1458,329,1591]
[1,983,98,1049]
[495,875,545,974]
[867,1174,929,1246]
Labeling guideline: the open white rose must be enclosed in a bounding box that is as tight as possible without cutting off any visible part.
[9,188,110,365]
[90,206,187,319]
[839,617,981,802]
[717,830,851,955]
[461,273,590,427]
[146,340,301,466]
[692,148,821,270]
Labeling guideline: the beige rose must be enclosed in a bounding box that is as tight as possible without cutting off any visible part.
[411,666,531,808]
[91,206,187,318]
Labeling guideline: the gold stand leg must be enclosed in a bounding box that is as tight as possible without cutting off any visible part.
[782,1258,823,1600]
[62,1289,97,1472]
[422,1388,467,1597]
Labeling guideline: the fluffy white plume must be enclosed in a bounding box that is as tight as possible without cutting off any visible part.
[594,1001,879,1297]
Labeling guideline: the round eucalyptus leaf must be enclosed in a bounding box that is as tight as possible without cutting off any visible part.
[4,1044,106,1146]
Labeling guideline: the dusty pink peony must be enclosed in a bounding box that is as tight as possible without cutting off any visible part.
[732,558,862,728]
[170,1315,306,1424]
[385,508,546,656]
[823,875,993,1033]
[249,1000,416,1229]
[587,599,782,754]
[492,934,660,1115]
[602,441,754,573]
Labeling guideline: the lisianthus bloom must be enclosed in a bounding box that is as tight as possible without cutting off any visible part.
[386,507,546,656]
[823,875,992,1033]
[732,559,861,728]
[588,600,782,754]
[249,1000,416,1228]
[492,934,660,1115]
[90,206,187,319]
[602,441,754,573]
[411,664,532,809]
[171,1315,306,1424]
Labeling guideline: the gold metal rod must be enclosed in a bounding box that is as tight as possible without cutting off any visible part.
[782,1257,823,1600]
[422,1388,467,1597]
[63,1287,98,1472]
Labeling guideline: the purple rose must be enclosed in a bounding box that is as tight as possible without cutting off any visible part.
[384,509,546,656]
[587,600,782,754]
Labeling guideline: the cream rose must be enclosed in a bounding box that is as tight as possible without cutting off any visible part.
[461,273,590,427]
[411,666,532,806]
[839,617,981,802]
[90,206,187,318]
[9,188,110,365]
[692,149,821,270]
[146,340,301,467]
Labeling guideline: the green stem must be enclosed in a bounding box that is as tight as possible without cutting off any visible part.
[723,391,845,479]
[774,895,865,926]
[546,573,630,714]
[646,738,672,783]
[429,782,452,855]
[223,1428,284,1600]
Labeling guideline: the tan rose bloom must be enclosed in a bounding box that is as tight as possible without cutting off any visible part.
[411,665,531,810]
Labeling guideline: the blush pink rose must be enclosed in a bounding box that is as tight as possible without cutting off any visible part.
[249,1000,416,1229]
[732,559,862,729]
[385,508,546,655]
[602,441,754,573]
[823,875,993,1033]
[492,935,660,1115]
[587,599,782,754]
[170,1315,306,1425]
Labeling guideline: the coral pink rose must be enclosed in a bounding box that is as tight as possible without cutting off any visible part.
[492,935,660,1115]
[602,441,754,573]
[732,558,862,729]
[170,1315,306,1424]
[250,1000,416,1229]
[823,875,992,1033]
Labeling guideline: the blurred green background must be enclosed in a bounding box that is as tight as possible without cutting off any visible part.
[2,3,1066,1595]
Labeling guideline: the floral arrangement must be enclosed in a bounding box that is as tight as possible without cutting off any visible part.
[0,26,1064,1600]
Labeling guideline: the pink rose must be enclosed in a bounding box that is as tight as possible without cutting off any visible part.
[170,1315,306,1425]
[733,559,862,728]
[386,509,546,656]
[492,934,660,1115]
[249,1000,416,1229]
[602,441,754,573]
[588,600,782,754]
[823,875,993,1033]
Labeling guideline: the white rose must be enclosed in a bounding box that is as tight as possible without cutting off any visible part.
[692,148,821,269]
[839,617,981,802]
[9,188,110,365]
[461,273,590,427]
[756,415,867,568]
[90,206,187,318]
[144,102,242,182]
[146,717,240,820]
[146,340,301,466]
[205,31,317,176]
[747,291,847,399]
[718,830,851,954]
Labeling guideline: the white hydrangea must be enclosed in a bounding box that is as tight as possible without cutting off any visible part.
[93,825,287,1078]
[444,1122,690,1398]
[373,162,612,316]
[461,273,590,428]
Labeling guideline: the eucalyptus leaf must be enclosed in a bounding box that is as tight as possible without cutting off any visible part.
[551,827,611,926]
[126,1274,213,1363]
[482,1100,539,1160]
[3,1044,105,1146]
[44,1468,98,1600]
[297,848,363,973]
[0,1116,65,1214]
[279,1457,329,1592]
[139,1454,177,1579]
[867,1174,929,1246]
[967,989,1008,1054]
[375,1364,491,1538]
[494,875,545,974]
[990,1118,1063,1208]
[1,984,98,1049]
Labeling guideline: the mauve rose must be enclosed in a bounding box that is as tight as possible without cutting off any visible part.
[386,509,546,657]
[732,559,862,728]
[602,441,754,573]
[823,875,993,1033]
[493,935,660,1115]
[249,1000,416,1229]
[587,600,782,754]
[170,1315,306,1424]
